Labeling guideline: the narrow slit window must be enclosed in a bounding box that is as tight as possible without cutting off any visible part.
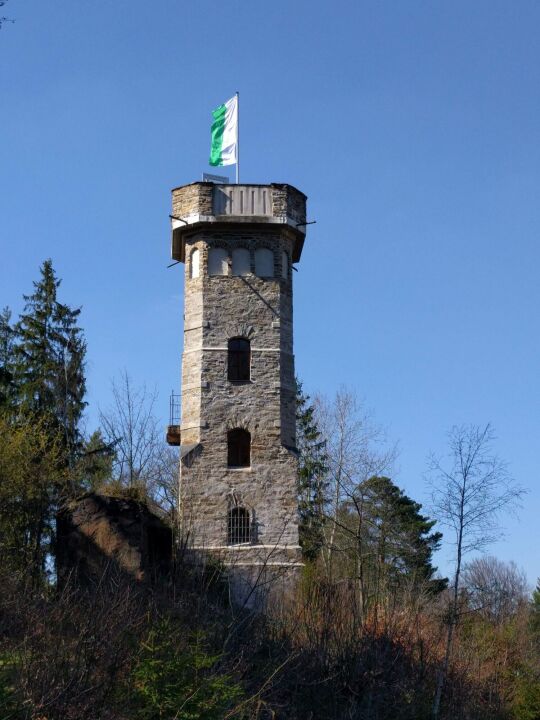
[227,428,250,467]
[228,338,250,382]
[228,507,251,545]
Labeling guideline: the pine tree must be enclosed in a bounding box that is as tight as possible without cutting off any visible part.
[338,476,446,601]
[1,260,88,583]
[296,380,328,562]
[0,306,15,410]
[530,580,540,634]
[14,259,87,463]
[76,430,115,491]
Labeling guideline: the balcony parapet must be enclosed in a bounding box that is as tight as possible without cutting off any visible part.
[171,182,307,263]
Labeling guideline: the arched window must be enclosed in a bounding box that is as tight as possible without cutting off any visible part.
[228,338,250,382]
[208,248,229,276]
[232,248,250,276]
[255,248,274,278]
[190,248,200,279]
[281,251,288,280]
[227,428,250,467]
[228,507,251,544]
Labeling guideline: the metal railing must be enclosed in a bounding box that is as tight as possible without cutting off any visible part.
[169,392,180,426]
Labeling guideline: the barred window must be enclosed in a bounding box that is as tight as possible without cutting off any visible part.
[228,338,250,383]
[227,428,250,467]
[228,507,251,545]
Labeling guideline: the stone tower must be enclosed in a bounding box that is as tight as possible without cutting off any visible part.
[170,182,307,605]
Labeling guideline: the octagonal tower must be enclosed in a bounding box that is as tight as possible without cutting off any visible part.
[170,181,307,606]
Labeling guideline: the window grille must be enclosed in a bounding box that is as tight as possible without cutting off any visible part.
[228,338,250,383]
[227,428,250,467]
[228,507,251,544]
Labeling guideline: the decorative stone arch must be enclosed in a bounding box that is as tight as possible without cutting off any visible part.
[226,323,255,340]
[228,236,252,250]
[254,235,280,251]
[227,487,247,509]
[225,415,251,433]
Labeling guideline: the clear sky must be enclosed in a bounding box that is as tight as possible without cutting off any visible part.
[1,1,539,583]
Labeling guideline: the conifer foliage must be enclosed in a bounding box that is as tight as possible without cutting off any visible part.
[296,380,328,561]
[0,306,15,407]
[14,259,87,461]
[336,475,446,599]
[0,260,87,581]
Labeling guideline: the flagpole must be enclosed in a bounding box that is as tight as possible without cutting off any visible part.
[235,90,239,184]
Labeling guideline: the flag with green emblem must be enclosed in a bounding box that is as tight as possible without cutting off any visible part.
[209,94,238,169]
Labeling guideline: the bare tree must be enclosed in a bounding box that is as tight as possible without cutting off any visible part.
[316,388,396,584]
[427,423,525,719]
[100,371,161,488]
[99,372,179,519]
[462,555,528,624]
[147,443,180,521]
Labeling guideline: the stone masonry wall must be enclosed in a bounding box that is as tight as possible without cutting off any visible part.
[172,183,306,226]
[179,225,301,565]
[270,184,306,227]
[172,182,214,218]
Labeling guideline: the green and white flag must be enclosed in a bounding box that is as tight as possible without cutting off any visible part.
[209,94,238,167]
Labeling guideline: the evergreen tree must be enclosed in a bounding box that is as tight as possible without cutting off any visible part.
[296,380,328,561]
[338,476,446,600]
[0,414,65,579]
[531,580,540,634]
[14,259,87,463]
[76,430,115,491]
[0,306,15,409]
[0,261,87,582]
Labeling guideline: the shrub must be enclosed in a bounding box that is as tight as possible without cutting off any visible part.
[128,619,243,720]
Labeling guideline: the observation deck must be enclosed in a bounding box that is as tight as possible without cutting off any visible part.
[170,182,307,263]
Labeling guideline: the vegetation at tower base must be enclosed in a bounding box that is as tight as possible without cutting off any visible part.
[1,554,539,719]
[427,423,526,720]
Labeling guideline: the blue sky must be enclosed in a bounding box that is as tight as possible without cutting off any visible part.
[1,0,539,583]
